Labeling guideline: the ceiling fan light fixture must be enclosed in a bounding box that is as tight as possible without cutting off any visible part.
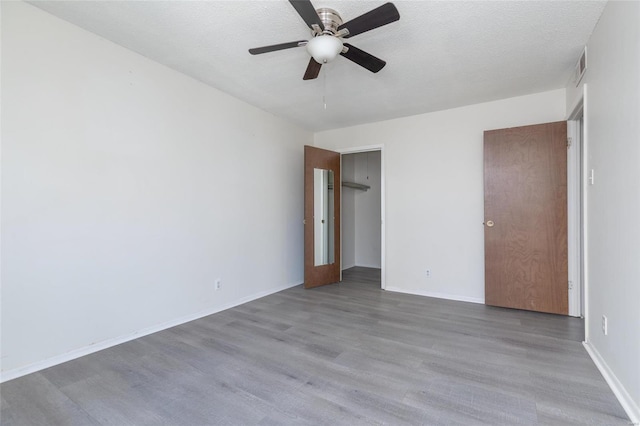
[248,1,400,80]
[306,35,343,64]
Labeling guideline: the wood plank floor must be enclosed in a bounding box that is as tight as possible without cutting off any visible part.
[1,267,629,425]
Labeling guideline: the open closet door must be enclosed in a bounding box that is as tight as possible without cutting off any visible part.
[304,145,341,288]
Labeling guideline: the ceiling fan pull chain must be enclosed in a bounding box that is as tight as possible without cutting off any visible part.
[323,67,327,110]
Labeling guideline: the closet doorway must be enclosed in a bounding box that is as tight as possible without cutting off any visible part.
[340,147,384,289]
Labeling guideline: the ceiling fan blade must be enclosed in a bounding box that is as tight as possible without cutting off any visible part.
[249,40,307,55]
[340,43,386,73]
[303,58,322,80]
[289,0,324,31]
[338,3,400,39]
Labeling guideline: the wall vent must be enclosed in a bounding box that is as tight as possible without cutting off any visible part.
[574,47,587,86]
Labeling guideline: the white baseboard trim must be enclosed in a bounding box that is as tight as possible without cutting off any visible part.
[583,341,640,425]
[384,286,484,305]
[342,263,356,270]
[354,263,382,269]
[0,281,302,383]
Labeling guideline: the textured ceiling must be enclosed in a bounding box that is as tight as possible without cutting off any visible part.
[29,1,606,132]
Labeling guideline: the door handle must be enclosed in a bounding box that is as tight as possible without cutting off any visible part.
[485,220,494,227]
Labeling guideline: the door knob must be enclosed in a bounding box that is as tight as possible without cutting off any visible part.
[486,220,494,227]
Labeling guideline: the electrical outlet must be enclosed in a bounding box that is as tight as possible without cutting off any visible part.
[426,269,431,278]
[602,315,608,335]
[215,279,221,291]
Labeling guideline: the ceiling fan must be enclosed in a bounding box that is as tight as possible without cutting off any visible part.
[249,1,400,80]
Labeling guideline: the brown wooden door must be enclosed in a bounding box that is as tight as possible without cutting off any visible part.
[304,145,341,288]
[484,121,568,315]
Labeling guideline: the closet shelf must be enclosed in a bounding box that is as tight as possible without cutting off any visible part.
[342,181,370,191]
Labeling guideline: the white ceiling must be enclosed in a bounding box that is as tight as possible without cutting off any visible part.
[29,0,606,132]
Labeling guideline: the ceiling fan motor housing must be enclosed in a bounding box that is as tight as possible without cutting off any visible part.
[315,8,343,35]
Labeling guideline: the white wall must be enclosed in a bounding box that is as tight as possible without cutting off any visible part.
[315,90,566,302]
[341,155,356,269]
[566,1,640,420]
[1,2,311,378]
[354,152,381,268]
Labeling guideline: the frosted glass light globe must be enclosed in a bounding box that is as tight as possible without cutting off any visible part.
[306,35,343,64]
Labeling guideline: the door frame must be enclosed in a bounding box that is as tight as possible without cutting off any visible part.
[567,84,588,321]
[335,144,386,290]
